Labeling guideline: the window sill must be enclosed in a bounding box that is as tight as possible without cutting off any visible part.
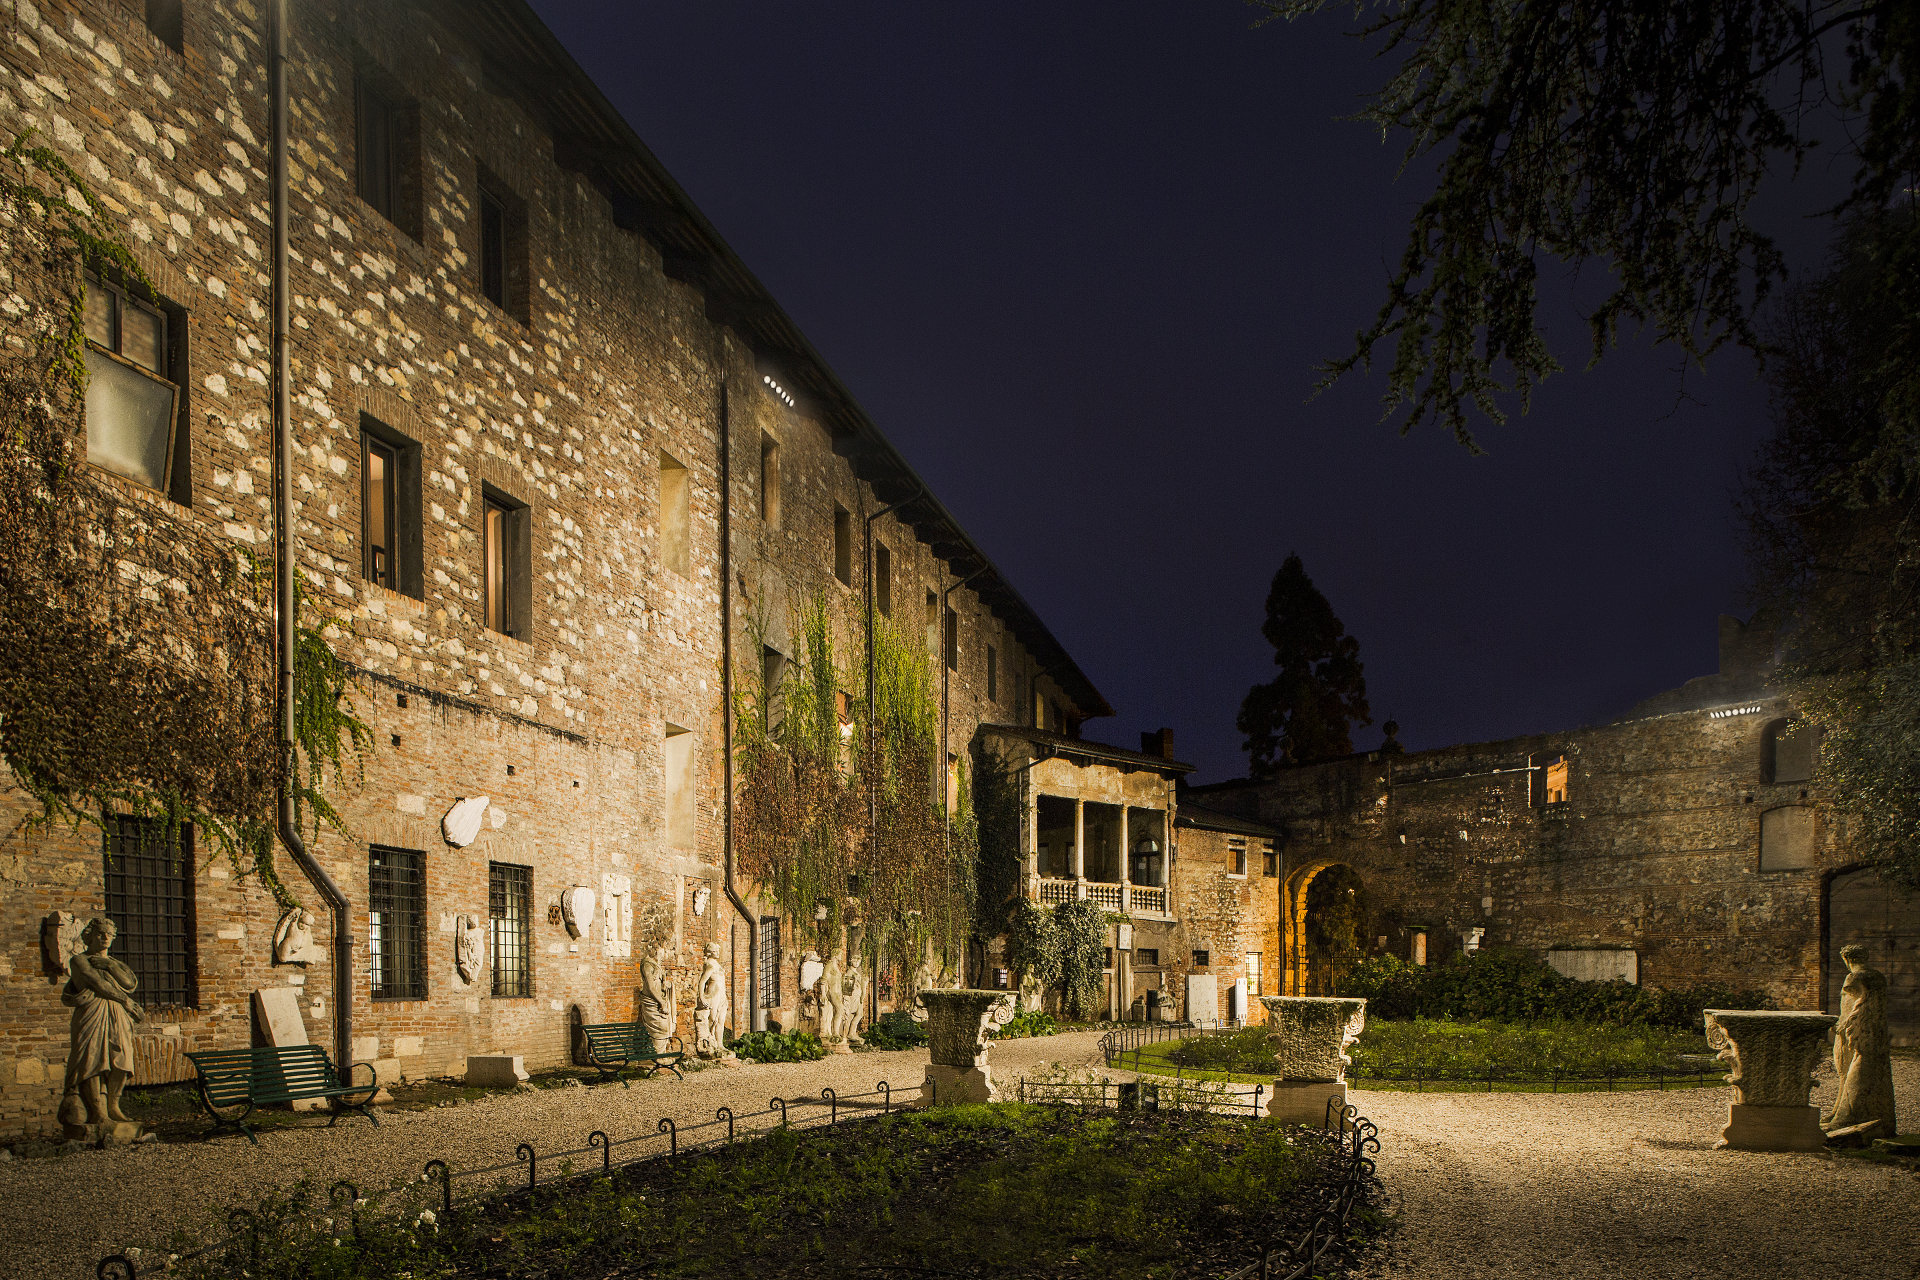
[363,581,427,615]
[86,459,189,512]
[483,628,536,658]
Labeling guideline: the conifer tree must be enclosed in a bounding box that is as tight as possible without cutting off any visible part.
[1237,554,1372,776]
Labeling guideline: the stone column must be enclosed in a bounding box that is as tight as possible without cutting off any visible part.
[1262,995,1367,1126]
[1703,1009,1837,1151]
[1072,800,1085,886]
[1118,806,1131,912]
[917,990,1014,1104]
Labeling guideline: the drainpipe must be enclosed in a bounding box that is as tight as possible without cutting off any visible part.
[715,364,762,1033]
[270,0,353,1072]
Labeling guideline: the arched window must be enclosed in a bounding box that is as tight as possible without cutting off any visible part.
[1762,719,1819,784]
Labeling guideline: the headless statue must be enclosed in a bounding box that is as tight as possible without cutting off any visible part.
[1826,943,1897,1136]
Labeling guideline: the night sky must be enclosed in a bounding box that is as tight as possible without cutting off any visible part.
[529,2,1842,783]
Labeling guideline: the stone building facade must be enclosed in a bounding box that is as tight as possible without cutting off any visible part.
[0,0,1113,1137]
[1192,617,1920,1043]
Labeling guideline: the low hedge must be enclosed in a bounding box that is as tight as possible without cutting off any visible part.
[727,1029,827,1063]
[1339,948,1772,1029]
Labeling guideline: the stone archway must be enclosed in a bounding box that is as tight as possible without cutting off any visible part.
[1283,861,1369,996]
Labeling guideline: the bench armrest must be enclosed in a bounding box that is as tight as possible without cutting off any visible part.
[347,1060,380,1092]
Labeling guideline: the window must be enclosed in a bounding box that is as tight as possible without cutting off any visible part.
[1136,948,1160,967]
[1246,953,1263,997]
[761,646,788,730]
[489,862,533,998]
[664,724,696,848]
[1230,844,1248,876]
[947,753,961,814]
[369,847,426,1000]
[874,543,892,616]
[361,418,421,596]
[482,486,529,639]
[1263,848,1278,877]
[1192,949,1210,968]
[145,0,183,51]
[659,450,690,575]
[83,270,186,500]
[759,917,781,1008]
[987,645,997,702]
[354,67,419,237]
[833,503,852,585]
[925,590,940,654]
[1543,756,1570,804]
[759,434,782,528]
[1035,795,1076,880]
[103,815,195,1009]
[1764,719,1819,784]
[477,169,529,323]
[1760,806,1816,870]
[944,604,958,671]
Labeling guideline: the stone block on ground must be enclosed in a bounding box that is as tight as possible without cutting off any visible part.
[466,1054,529,1088]
[922,1064,995,1105]
[1268,1079,1347,1127]
[1719,1103,1825,1152]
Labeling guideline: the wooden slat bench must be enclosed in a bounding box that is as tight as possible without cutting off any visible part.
[185,1045,379,1145]
[579,1021,685,1085]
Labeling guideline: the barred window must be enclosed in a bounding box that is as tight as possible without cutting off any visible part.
[490,861,533,999]
[759,917,781,1009]
[103,816,196,1009]
[369,847,426,1001]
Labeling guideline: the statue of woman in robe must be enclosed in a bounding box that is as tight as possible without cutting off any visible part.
[59,918,143,1133]
[1826,943,1896,1135]
[638,947,678,1050]
[693,942,734,1059]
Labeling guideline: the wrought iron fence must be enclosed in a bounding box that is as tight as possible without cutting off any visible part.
[1014,1076,1268,1115]
[1347,1064,1723,1092]
[1098,1017,1243,1068]
[93,1081,903,1280]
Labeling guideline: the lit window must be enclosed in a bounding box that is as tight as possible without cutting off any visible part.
[1229,842,1248,876]
[83,271,182,496]
[1544,756,1570,804]
[482,487,528,639]
[364,435,395,588]
[1246,953,1263,997]
[361,417,420,597]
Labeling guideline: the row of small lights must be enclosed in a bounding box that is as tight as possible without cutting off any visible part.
[1706,704,1766,720]
[762,373,795,408]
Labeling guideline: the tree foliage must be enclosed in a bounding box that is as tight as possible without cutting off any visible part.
[1256,0,1920,448]
[1237,553,1372,775]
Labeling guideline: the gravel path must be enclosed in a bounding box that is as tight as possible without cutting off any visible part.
[0,1032,1111,1280]
[1350,1057,1920,1280]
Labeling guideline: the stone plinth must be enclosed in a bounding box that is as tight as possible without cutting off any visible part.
[917,990,1013,1105]
[1261,996,1366,1127]
[1703,1009,1836,1151]
[466,1054,529,1088]
[64,1120,143,1148]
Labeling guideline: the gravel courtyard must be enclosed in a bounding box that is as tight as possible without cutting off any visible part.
[3,1031,1917,1280]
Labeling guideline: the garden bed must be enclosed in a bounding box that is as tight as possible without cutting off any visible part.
[161,1104,1376,1280]
[1118,1019,1720,1092]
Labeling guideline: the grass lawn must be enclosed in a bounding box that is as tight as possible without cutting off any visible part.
[1116,1019,1720,1093]
[175,1105,1372,1280]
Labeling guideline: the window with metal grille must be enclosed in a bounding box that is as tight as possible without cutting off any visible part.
[369,847,426,1001]
[490,861,533,998]
[759,917,781,1008]
[103,816,196,1009]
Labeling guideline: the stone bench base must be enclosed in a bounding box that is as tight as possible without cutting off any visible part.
[1719,1103,1824,1152]
[1268,1079,1346,1127]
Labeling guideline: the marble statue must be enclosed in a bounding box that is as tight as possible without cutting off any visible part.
[560,886,595,939]
[840,957,867,1047]
[911,953,938,1002]
[819,951,848,1050]
[454,913,484,984]
[638,947,678,1050]
[692,886,710,917]
[1825,944,1896,1140]
[918,989,1014,1103]
[272,906,324,966]
[1262,995,1368,1126]
[442,795,490,847]
[1702,1008,1837,1150]
[41,910,84,977]
[693,942,735,1060]
[58,919,143,1140]
[1018,969,1043,1014]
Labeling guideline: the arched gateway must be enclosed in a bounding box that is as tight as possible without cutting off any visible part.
[1283,861,1369,996]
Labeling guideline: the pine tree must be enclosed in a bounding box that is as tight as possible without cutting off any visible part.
[1237,554,1372,776]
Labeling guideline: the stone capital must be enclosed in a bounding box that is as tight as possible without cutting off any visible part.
[1702,1009,1835,1108]
[1262,995,1367,1083]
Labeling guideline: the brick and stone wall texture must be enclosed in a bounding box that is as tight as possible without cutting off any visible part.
[1191,695,1847,1011]
[0,0,1086,1137]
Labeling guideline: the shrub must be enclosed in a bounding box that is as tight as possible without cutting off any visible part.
[994,1009,1059,1040]
[1338,949,1772,1029]
[726,1029,827,1063]
[863,1010,929,1051]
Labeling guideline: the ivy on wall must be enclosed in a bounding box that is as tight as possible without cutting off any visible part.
[0,132,369,905]
[1002,896,1112,1020]
[733,593,977,982]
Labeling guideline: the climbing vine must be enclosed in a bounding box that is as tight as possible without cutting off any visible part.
[1051,898,1112,1021]
[733,592,976,981]
[0,131,370,906]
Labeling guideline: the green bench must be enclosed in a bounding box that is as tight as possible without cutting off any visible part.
[579,1021,685,1085]
[185,1045,379,1145]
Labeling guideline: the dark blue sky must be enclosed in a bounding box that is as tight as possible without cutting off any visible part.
[530,1,1840,782]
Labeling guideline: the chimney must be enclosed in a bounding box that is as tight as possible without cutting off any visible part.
[1140,727,1174,760]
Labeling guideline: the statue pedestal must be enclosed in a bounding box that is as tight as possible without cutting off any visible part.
[63,1120,143,1147]
[1268,1079,1347,1127]
[922,1064,995,1105]
[1720,1103,1824,1152]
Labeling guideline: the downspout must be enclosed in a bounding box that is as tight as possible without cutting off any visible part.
[270,0,353,1072]
[715,363,762,1032]
[862,487,918,1027]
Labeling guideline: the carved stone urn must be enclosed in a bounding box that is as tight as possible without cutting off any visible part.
[1261,995,1367,1126]
[1702,1009,1837,1151]
[917,990,1014,1105]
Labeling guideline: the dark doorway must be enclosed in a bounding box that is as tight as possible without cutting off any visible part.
[1303,864,1368,996]
[1827,867,1920,1048]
